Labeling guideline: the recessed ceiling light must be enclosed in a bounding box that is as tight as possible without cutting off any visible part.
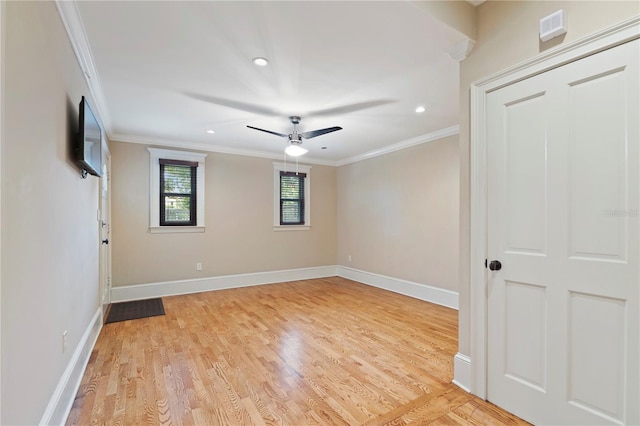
[206,130,215,134]
[415,106,426,113]
[252,57,269,67]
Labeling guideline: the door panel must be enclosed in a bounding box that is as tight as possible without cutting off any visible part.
[504,281,547,392]
[568,292,626,420]
[505,93,548,255]
[486,39,638,425]
[568,67,628,261]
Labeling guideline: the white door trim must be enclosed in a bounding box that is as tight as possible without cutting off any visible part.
[99,148,112,316]
[0,1,4,421]
[469,15,640,399]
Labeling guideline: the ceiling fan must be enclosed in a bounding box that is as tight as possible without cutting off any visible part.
[187,93,394,156]
[247,116,342,157]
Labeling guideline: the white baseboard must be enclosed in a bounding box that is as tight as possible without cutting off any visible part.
[336,266,459,310]
[110,265,339,302]
[452,352,472,392]
[39,308,103,426]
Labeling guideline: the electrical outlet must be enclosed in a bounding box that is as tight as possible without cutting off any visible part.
[62,330,68,353]
[196,262,202,271]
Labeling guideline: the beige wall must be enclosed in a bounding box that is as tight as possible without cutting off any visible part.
[337,135,459,292]
[111,141,337,286]
[458,1,640,356]
[1,2,102,424]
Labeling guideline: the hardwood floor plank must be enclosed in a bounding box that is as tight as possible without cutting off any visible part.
[67,278,525,425]
[362,388,453,426]
[440,399,529,426]
[401,388,473,425]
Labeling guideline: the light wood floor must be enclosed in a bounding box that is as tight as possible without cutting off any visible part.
[67,277,527,425]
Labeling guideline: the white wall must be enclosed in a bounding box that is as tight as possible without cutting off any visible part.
[1,2,101,424]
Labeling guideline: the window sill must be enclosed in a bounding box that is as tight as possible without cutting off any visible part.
[149,226,205,234]
[273,225,311,232]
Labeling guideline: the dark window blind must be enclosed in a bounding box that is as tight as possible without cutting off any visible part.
[280,171,306,225]
[160,159,197,226]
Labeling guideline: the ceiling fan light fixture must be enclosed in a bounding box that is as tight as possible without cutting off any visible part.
[285,143,308,157]
[247,116,341,157]
[252,57,269,67]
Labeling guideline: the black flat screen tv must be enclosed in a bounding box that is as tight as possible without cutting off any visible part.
[77,96,103,177]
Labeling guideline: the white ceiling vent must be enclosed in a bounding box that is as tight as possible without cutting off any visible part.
[540,10,567,42]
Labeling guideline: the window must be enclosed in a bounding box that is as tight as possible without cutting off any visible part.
[273,162,311,230]
[148,148,207,233]
[160,159,197,226]
[280,171,306,225]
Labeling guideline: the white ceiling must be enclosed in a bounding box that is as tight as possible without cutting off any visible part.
[72,1,466,164]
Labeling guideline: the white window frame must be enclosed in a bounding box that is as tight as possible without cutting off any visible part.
[148,148,207,233]
[273,162,311,231]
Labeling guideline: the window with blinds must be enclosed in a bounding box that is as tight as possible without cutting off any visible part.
[159,159,197,226]
[280,171,306,225]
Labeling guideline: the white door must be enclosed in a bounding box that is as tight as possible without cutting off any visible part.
[99,156,112,317]
[486,39,639,425]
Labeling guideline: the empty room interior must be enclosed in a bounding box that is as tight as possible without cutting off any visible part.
[1,1,639,425]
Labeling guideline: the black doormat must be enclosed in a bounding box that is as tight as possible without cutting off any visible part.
[105,298,165,324]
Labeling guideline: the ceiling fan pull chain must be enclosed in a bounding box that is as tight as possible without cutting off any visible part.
[284,148,287,173]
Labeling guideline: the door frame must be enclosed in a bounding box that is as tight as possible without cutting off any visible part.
[0,1,4,422]
[99,147,112,318]
[469,16,640,399]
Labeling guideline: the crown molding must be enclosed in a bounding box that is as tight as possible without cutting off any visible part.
[112,125,460,168]
[335,125,460,167]
[448,38,476,62]
[55,0,113,135]
[110,133,339,167]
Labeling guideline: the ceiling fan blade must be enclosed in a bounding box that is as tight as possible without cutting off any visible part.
[310,99,395,117]
[187,93,281,116]
[246,125,288,138]
[300,126,343,139]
